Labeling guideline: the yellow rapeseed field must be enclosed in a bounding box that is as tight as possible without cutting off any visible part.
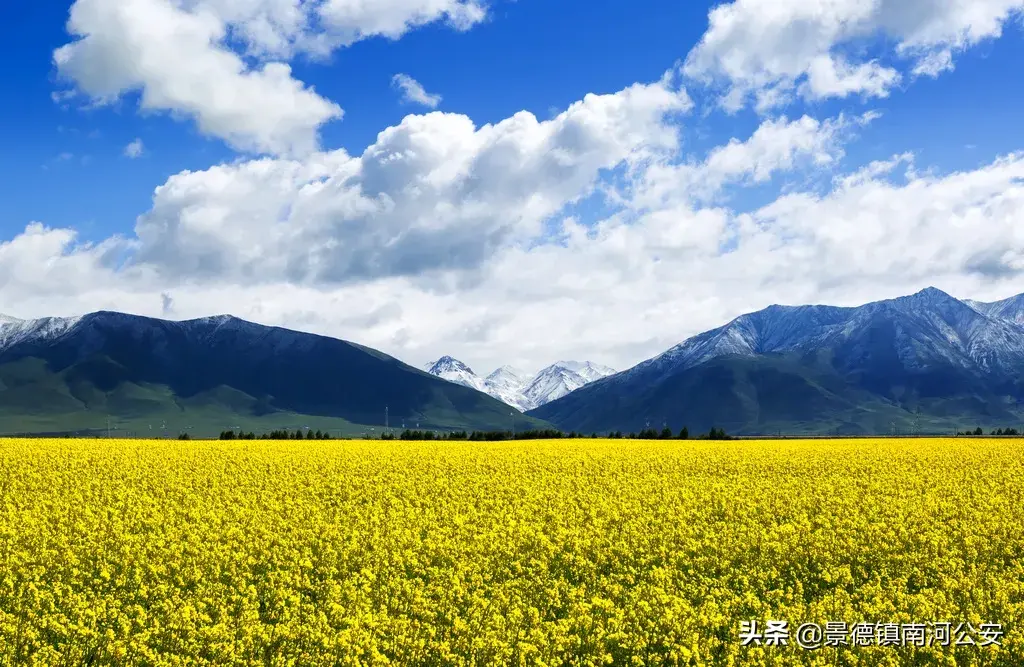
[0,437,1021,666]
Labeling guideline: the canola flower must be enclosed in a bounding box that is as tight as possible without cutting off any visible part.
[0,437,1021,666]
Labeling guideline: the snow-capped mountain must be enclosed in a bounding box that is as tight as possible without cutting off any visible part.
[422,357,615,411]
[483,366,532,411]
[622,287,1024,384]
[550,360,617,383]
[0,311,546,436]
[0,314,84,352]
[423,356,489,393]
[531,286,1024,435]
[520,364,591,410]
[0,311,335,364]
[2,310,613,415]
[967,293,1024,326]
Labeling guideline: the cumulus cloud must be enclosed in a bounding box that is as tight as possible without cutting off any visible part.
[407,150,1024,371]
[628,111,878,210]
[53,0,488,156]
[4,88,1024,374]
[130,80,692,285]
[124,138,145,158]
[0,223,141,304]
[684,0,1024,111]
[392,74,442,108]
[54,0,342,157]
[25,0,1024,381]
[317,0,486,49]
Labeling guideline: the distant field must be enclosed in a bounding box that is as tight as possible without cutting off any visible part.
[0,438,1021,665]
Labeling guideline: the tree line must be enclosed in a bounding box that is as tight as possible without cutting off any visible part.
[956,427,1021,436]
[214,426,732,441]
[611,426,731,440]
[217,429,335,440]
[343,426,731,441]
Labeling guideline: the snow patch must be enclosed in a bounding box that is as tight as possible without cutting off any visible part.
[424,357,616,410]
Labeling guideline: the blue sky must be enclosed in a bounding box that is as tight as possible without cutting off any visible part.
[4,1,706,239]
[3,0,1024,373]
[8,0,1023,240]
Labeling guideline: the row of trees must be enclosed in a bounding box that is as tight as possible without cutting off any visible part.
[617,426,731,440]
[219,429,335,440]
[213,426,732,441]
[956,427,1021,436]
[382,429,572,441]
[318,426,730,441]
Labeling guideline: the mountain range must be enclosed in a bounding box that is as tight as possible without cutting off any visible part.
[0,311,552,437]
[3,286,1024,437]
[529,287,1024,435]
[422,357,616,411]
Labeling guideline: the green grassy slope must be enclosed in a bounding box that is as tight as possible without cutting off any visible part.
[529,354,1023,435]
[0,314,554,437]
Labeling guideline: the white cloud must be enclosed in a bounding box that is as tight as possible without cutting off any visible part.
[684,0,1024,111]
[51,89,77,110]
[172,0,487,58]
[5,88,1024,375]
[53,0,488,156]
[130,80,692,285]
[627,111,876,210]
[392,74,442,108]
[800,56,901,104]
[416,150,1024,372]
[0,224,141,304]
[316,0,486,49]
[124,138,145,158]
[54,0,342,157]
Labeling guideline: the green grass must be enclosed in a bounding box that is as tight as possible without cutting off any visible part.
[0,353,553,438]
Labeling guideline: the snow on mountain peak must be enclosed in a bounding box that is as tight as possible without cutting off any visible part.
[520,364,590,410]
[479,366,529,411]
[423,356,488,394]
[0,314,84,354]
[889,286,965,313]
[422,357,615,411]
[624,286,1024,388]
[486,365,528,382]
[190,314,237,325]
[967,292,1024,326]
[914,286,950,299]
[427,355,476,376]
[551,360,616,382]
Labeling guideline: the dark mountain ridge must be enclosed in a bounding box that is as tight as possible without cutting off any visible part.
[529,287,1024,435]
[0,311,550,436]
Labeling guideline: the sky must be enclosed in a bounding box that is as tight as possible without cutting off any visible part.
[2,0,1024,377]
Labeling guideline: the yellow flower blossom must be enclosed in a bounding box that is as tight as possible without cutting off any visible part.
[0,437,1020,665]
